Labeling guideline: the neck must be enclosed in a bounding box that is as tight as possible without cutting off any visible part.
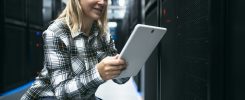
[81,16,94,36]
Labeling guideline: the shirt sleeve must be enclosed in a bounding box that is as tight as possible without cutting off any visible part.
[43,30,105,99]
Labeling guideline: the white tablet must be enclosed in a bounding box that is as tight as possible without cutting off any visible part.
[115,24,167,79]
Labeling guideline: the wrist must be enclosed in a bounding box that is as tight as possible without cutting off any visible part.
[95,64,104,80]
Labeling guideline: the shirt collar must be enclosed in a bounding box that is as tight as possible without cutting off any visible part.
[71,23,99,38]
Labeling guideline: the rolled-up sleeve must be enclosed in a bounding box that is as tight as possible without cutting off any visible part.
[43,30,104,99]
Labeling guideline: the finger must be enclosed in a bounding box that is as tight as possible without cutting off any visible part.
[106,75,118,80]
[111,75,119,79]
[105,66,122,72]
[106,65,125,71]
[115,55,127,64]
[104,59,126,66]
[114,54,120,59]
[109,72,121,79]
[105,56,116,60]
[109,70,121,76]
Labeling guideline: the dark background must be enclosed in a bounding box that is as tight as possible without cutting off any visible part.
[0,0,63,94]
[121,0,245,100]
[1,0,245,100]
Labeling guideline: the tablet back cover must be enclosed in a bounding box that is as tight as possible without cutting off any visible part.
[116,24,167,78]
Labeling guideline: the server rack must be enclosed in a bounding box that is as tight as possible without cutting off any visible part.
[142,0,223,99]
[0,0,4,94]
[139,0,245,100]
[0,0,62,94]
[225,0,245,99]
[141,0,159,100]
[1,0,31,93]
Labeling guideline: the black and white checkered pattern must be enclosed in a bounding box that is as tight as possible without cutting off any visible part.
[21,19,129,100]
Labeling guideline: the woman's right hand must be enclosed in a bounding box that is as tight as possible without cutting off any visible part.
[96,54,127,80]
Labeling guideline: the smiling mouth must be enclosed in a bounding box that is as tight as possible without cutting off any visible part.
[94,8,103,13]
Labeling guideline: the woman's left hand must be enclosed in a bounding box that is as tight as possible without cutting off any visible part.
[96,54,127,80]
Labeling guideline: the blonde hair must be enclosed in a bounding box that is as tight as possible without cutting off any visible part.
[57,0,108,36]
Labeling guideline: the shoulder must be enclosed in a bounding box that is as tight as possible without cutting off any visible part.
[42,19,72,46]
[48,19,70,33]
[43,19,70,37]
[43,19,71,39]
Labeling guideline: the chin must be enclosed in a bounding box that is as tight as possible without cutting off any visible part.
[92,15,101,20]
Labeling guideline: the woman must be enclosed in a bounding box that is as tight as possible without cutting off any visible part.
[21,0,129,99]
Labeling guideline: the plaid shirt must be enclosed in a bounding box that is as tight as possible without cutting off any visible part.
[21,19,129,100]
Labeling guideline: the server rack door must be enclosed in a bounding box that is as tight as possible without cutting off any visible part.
[3,24,28,92]
[160,0,179,99]
[29,0,43,26]
[143,1,159,100]
[0,0,45,94]
[225,0,245,99]
[0,0,4,93]
[161,0,212,99]
[5,0,26,22]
